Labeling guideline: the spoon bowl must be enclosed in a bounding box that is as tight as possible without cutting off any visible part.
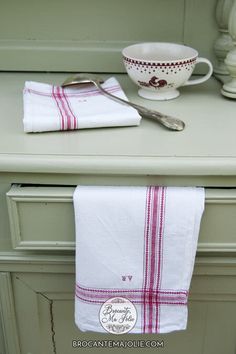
[62,73,105,87]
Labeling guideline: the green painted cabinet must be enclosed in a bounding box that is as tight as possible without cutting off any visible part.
[1,0,236,353]
[0,72,236,353]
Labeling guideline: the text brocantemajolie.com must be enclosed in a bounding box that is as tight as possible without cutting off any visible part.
[72,340,164,349]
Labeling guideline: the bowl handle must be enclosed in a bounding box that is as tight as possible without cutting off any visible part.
[183,58,213,86]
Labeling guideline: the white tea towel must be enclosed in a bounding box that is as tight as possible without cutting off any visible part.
[23,77,141,132]
[73,186,205,334]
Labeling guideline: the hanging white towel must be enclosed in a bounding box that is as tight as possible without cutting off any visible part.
[23,77,141,132]
[73,186,205,334]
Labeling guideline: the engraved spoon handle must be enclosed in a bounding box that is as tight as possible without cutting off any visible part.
[96,81,185,131]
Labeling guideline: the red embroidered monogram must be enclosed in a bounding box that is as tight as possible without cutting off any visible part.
[121,275,133,281]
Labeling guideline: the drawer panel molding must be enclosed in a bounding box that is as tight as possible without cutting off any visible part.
[6,185,236,252]
[7,185,75,250]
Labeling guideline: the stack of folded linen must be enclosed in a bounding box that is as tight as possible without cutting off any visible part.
[23,77,141,133]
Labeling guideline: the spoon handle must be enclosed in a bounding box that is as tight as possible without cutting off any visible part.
[96,82,185,131]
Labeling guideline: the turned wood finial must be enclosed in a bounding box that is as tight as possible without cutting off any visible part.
[221,0,236,98]
[214,0,234,74]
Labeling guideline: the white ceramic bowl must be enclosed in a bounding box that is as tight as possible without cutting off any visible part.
[122,42,213,100]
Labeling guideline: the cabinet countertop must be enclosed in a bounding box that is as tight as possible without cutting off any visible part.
[0,72,235,176]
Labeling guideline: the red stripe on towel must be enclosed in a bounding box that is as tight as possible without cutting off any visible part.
[57,87,70,130]
[148,187,159,333]
[75,284,188,305]
[142,186,152,333]
[142,186,166,333]
[61,88,77,130]
[76,294,187,306]
[156,187,166,332]
[76,284,188,296]
[52,86,77,130]
[52,86,65,130]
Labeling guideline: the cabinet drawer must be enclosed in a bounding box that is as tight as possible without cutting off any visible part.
[6,185,236,252]
[7,185,75,250]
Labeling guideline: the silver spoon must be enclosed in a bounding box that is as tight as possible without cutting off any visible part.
[62,73,185,131]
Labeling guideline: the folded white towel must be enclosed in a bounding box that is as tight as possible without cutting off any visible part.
[73,186,205,334]
[23,77,141,132]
